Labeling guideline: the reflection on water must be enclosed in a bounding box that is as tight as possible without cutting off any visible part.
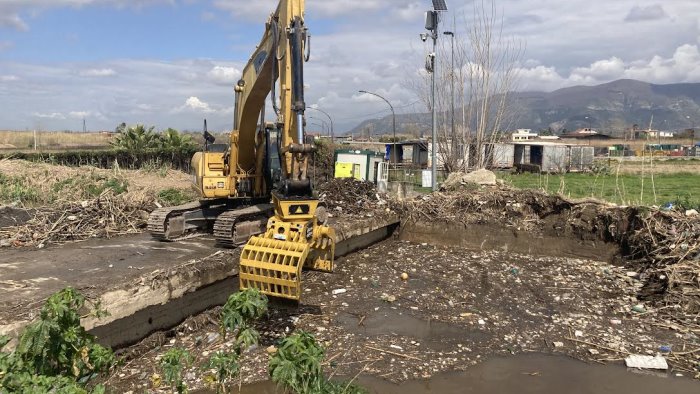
[201,353,699,394]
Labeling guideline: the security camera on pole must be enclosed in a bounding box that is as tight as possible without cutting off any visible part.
[422,0,447,191]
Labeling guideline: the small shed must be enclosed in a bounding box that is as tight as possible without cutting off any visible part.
[334,149,384,182]
[483,143,515,168]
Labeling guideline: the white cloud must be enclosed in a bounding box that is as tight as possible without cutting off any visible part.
[622,44,700,83]
[33,112,66,120]
[516,44,700,91]
[571,57,626,81]
[68,111,89,118]
[207,65,240,85]
[177,96,215,113]
[79,68,117,77]
[0,75,19,82]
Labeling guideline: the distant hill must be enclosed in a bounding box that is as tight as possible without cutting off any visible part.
[347,79,700,137]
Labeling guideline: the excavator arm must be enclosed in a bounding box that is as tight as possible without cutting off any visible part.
[238,0,336,301]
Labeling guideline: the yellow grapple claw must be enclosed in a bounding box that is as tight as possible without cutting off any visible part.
[239,235,310,300]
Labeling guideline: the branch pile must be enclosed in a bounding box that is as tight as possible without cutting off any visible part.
[631,211,700,312]
[318,178,381,215]
[0,190,154,247]
[389,187,568,229]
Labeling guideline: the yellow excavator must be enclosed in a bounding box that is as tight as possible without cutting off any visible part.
[147,0,334,300]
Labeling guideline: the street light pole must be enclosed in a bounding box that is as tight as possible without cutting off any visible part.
[444,31,455,152]
[308,107,334,143]
[424,1,447,191]
[309,116,329,137]
[358,90,396,163]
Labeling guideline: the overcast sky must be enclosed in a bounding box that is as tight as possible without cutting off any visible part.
[0,0,699,132]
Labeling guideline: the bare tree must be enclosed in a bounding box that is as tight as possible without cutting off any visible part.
[404,0,524,172]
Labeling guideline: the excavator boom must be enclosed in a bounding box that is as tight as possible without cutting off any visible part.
[238,0,335,301]
[147,0,334,301]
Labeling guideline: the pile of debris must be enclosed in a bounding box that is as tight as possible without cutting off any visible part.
[0,191,154,248]
[393,185,700,371]
[318,178,381,215]
[630,209,700,321]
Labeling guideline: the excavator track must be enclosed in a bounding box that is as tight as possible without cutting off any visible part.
[213,204,274,248]
[147,201,205,241]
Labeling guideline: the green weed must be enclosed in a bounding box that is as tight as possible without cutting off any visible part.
[160,348,192,394]
[0,173,40,204]
[0,288,114,393]
[158,188,196,206]
[270,331,366,394]
[203,351,239,394]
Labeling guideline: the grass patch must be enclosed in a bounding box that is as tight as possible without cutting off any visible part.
[1,171,129,205]
[50,174,129,199]
[499,171,700,208]
[0,173,40,204]
[158,188,197,206]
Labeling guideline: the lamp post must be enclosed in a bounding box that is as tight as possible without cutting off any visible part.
[308,107,334,143]
[443,31,455,152]
[309,121,325,136]
[358,90,396,164]
[424,0,447,191]
[309,116,329,137]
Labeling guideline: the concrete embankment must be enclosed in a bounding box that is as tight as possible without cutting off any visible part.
[0,215,399,348]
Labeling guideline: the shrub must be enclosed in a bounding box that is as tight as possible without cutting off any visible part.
[158,188,196,206]
[269,331,366,394]
[160,348,193,394]
[0,288,114,393]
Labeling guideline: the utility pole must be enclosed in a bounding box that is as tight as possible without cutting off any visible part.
[423,1,447,191]
[444,30,455,164]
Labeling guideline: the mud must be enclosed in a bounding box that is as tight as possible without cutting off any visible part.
[0,205,32,228]
[229,353,699,394]
[400,221,620,263]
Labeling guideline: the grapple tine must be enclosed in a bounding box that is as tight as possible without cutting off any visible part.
[240,235,310,300]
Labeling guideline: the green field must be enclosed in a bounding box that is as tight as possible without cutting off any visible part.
[499,171,700,209]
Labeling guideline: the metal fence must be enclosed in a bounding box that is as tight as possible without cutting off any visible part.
[387,167,447,187]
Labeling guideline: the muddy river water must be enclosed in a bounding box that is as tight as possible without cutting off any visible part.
[203,353,698,394]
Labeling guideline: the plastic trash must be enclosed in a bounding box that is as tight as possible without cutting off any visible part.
[625,355,668,370]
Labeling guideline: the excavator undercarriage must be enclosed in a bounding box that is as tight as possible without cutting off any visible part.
[147,200,273,247]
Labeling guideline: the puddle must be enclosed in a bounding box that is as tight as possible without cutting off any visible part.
[336,310,487,342]
[212,353,699,394]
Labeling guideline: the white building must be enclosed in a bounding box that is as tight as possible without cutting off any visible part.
[511,129,538,141]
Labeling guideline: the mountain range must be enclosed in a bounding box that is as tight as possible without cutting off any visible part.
[347,79,700,137]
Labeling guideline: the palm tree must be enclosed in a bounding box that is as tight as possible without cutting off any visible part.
[111,124,159,152]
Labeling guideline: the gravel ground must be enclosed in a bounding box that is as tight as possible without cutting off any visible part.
[104,238,698,392]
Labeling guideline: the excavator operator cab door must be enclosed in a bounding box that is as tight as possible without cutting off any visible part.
[266,128,282,191]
